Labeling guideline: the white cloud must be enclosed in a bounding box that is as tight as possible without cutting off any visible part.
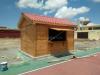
[17,0,90,18]
[43,0,68,10]
[43,0,68,15]
[17,0,68,15]
[17,0,68,10]
[16,0,43,8]
[93,0,100,2]
[55,6,90,18]
[43,10,55,15]
[79,17,90,21]
[44,12,48,15]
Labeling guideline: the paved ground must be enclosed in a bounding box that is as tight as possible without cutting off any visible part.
[0,38,100,75]
[0,38,100,64]
[23,53,100,75]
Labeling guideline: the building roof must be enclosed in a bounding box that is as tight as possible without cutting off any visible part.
[0,28,19,31]
[23,13,75,26]
[0,26,19,30]
[0,26,7,29]
[80,25,100,28]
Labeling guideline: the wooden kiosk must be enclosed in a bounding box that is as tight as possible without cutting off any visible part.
[18,13,75,57]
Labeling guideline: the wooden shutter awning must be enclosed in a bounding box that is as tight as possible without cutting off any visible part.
[50,28,74,31]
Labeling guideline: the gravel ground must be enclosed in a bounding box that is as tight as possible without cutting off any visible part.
[0,38,100,64]
[0,38,22,65]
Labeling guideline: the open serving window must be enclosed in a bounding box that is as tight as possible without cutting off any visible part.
[48,29,66,41]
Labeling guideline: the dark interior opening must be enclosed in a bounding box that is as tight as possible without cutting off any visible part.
[77,32,88,39]
[48,29,66,41]
[52,52,73,58]
[89,27,92,30]
[93,27,100,30]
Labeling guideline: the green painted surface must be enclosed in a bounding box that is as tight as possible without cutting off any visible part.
[0,48,100,75]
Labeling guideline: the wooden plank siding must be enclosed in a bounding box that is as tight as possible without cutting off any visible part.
[36,25,49,56]
[35,24,74,56]
[20,19,36,56]
[67,31,74,50]
[48,41,68,56]
[21,23,74,56]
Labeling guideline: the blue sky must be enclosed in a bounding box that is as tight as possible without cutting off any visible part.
[0,0,100,28]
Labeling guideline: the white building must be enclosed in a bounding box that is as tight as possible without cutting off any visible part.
[75,23,100,40]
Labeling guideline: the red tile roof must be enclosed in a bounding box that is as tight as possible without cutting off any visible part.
[23,13,75,26]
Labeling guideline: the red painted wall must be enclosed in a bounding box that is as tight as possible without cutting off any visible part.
[0,30,20,38]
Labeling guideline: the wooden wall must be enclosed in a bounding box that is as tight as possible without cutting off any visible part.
[21,19,36,56]
[48,31,74,56]
[35,25,48,56]
[21,22,74,57]
[67,31,74,50]
[48,41,68,56]
[35,24,74,56]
